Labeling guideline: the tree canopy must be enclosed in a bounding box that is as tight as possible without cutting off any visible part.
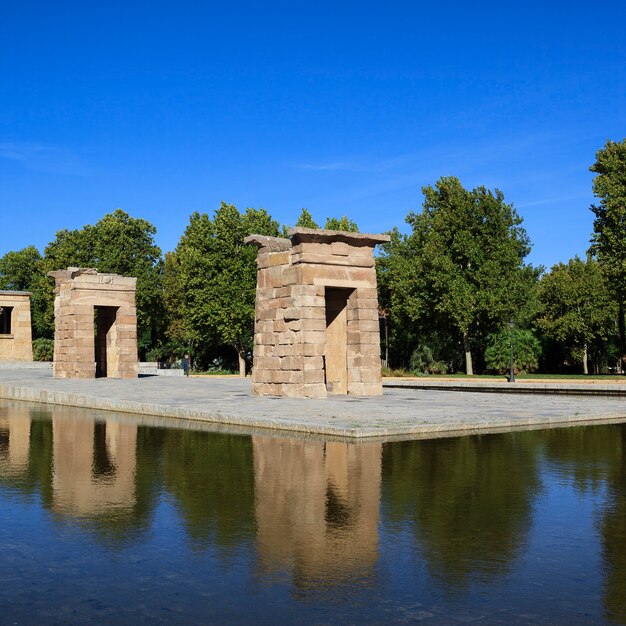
[381,176,536,374]
[590,138,626,365]
[42,209,164,353]
[537,256,617,374]
[172,202,281,376]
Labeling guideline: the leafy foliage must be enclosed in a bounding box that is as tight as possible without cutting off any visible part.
[537,256,617,373]
[32,337,54,361]
[409,342,449,375]
[380,177,537,374]
[41,209,164,354]
[484,327,541,374]
[295,208,319,229]
[0,245,51,338]
[589,138,626,365]
[324,215,359,232]
[174,202,280,375]
[590,139,626,303]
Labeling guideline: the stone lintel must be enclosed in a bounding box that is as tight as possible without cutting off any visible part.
[48,268,136,294]
[244,235,292,251]
[288,227,390,247]
[0,291,33,298]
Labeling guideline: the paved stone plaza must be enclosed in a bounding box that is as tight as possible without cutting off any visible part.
[2,368,626,439]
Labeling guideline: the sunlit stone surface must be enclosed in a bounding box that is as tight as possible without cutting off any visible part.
[0,291,33,362]
[245,229,390,398]
[48,268,138,379]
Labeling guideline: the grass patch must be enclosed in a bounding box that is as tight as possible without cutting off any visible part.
[381,370,625,380]
[192,369,240,376]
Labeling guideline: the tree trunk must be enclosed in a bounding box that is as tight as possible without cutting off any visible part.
[617,302,626,373]
[238,349,246,378]
[583,343,589,375]
[384,317,389,368]
[463,331,473,376]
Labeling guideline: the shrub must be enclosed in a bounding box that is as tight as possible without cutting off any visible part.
[485,328,541,374]
[410,343,449,375]
[32,338,54,361]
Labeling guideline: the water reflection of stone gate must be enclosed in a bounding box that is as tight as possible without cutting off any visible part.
[253,436,381,586]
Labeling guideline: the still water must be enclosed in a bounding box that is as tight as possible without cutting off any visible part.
[1,399,626,624]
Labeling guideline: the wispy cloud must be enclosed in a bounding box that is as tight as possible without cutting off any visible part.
[0,142,91,176]
[517,193,592,210]
[296,161,359,172]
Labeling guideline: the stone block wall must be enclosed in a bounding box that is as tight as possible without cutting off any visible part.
[0,291,33,362]
[49,268,138,379]
[245,228,390,398]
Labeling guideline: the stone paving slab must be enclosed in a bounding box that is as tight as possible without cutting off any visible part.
[1,369,626,440]
[385,377,626,395]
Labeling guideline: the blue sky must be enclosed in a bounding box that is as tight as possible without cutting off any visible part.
[1,1,625,268]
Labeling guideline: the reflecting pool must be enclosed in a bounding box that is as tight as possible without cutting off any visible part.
[1,399,626,624]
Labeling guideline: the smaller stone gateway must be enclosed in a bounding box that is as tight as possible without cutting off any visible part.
[49,268,138,379]
[245,228,390,398]
[0,291,33,362]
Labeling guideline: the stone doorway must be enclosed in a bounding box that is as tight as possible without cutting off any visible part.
[49,268,137,379]
[94,306,118,378]
[325,288,354,394]
[0,291,33,362]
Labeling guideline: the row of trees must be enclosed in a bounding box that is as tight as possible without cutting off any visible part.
[0,204,360,373]
[377,140,625,376]
[0,139,624,375]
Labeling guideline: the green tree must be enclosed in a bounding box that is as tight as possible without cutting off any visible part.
[324,215,359,232]
[537,256,617,374]
[0,245,42,291]
[42,209,164,354]
[484,327,541,374]
[381,177,536,374]
[162,251,188,344]
[0,245,51,338]
[176,202,280,376]
[295,208,320,229]
[589,138,626,367]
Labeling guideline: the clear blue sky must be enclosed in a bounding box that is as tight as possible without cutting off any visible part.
[1,1,625,268]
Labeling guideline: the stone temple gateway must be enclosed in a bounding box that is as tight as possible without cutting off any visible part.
[49,268,138,379]
[245,228,390,398]
[0,291,33,362]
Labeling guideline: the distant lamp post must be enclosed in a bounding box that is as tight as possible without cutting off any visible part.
[509,318,515,383]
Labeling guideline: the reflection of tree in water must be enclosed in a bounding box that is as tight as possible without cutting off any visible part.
[541,423,626,622]
[543,425,623,493]
[382,432,542,589]
[543,422,621,621]
[162,429,256,552]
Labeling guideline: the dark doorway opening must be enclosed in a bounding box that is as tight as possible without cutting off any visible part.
[324,288,354,394]
[94,306,118,378]
[0,306,13,335]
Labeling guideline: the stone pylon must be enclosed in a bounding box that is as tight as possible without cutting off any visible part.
[48,268,138,379]
[0,291,33,362]
[245,228,390,398]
